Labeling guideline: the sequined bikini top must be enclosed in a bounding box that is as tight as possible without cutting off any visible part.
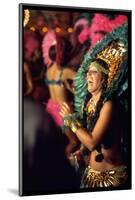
[44,70,64,86]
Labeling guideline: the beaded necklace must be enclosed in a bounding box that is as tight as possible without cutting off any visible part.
[86,98,97,131]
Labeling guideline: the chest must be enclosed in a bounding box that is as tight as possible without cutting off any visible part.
[85,99,97,131]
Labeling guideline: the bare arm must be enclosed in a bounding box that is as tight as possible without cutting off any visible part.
[62,68,76,93]
[60,101,113,151]
[62,67,76,80]
[75,101,113,151]
[24,62,34,96]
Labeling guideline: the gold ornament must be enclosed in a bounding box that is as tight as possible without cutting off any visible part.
[63,117,81,134]
[96,41,127,87]
[24,9,30,27]
[82,165,128,188]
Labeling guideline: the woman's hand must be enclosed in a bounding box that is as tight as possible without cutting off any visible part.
[72,149,83,162]
[68,148,84,167]
[59,102,73,118]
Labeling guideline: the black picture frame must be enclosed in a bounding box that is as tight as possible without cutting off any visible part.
[19,3,132,196]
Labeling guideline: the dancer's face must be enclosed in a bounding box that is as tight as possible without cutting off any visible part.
[86,64,104,94]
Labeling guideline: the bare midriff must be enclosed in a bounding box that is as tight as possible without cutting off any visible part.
[48,84,68,104]
[88,145,124,171]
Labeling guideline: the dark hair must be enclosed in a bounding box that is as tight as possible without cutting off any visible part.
[56,36,72,67]
[48,45,56,62]
[90,58,109,128]
[93,58,108,70]
[84,58,109,131]
[48,37,72,67]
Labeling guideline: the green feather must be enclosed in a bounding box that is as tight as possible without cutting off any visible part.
[74,23,128,118]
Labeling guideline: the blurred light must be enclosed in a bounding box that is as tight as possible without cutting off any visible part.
[24,9,30,27]
[42,26,48,33]
[67,27,73,33]
[30,27,36,32]
[55,27,61,33]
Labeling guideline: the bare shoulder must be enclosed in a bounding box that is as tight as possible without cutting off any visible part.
[102,100,113,109]
[62,67,76,79]
[100,100,114,116]
[63,67,76,74]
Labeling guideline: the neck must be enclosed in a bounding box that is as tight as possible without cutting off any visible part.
[54,62,61,69]
[91,90,102,104]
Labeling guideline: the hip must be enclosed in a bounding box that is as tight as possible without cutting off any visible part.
[80,164,128,188]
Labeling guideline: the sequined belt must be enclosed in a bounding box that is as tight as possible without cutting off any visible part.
[81,165,128,188]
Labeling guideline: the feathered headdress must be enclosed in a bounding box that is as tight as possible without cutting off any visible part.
[96,40,127,87]
[74,23,128,119]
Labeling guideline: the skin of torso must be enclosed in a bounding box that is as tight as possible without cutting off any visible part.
[88,105,125,171]
[46,63,68,104]
[89,144,124,171]
[46,63,79,155]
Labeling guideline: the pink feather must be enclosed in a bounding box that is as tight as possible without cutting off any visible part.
[42,30,56,67]
[89,14,128,48]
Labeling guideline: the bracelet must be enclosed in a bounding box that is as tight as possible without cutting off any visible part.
[70,122,77,133]
[63,114,81,133]
[70,120,82,133]
[63,113,76,127]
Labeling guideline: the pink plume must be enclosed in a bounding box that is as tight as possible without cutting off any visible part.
[42,30,56,67]
[89,14,128,48]
[74,18,89,30]
[78,26,89,44]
